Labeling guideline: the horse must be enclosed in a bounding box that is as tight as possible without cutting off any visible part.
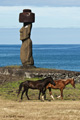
[17,76,56,101]
[38,78,75,100]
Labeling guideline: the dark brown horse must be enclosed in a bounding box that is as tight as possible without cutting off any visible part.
[39,78,75,100]
[18,77,56,101]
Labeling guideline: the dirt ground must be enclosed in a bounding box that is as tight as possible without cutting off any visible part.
[0,98,80,120]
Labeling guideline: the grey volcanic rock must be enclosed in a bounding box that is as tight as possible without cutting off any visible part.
[0,67,80,84]
[20,24,34,66]
[20,38,34,66]
[19,9,35,67]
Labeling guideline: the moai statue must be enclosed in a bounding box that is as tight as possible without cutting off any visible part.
[19,9,35,67]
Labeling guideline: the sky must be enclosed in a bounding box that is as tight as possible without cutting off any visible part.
[0,0,80,44]
[0,6,80,28]
[0,0,80,7]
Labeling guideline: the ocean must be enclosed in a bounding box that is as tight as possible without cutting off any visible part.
[0,44,80,72]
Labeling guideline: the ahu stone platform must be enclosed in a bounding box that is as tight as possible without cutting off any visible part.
[0,66,80,84]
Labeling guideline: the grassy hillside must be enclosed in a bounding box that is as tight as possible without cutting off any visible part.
[0,78,80,101]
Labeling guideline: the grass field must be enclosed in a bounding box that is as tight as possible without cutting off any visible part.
[0,98,80,120]
[0,77,80,101]
[0,78,80,120]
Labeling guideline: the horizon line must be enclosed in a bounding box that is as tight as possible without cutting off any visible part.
[0,27,80,29]
[0,44,80,45]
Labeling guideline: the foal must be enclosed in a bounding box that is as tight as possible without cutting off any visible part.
[17,77,56,101]
[39,78,75,100]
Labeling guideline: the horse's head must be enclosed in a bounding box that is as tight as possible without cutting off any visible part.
[48,76,56,86]
[70,78,75,88]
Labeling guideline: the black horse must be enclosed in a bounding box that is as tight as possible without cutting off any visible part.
[17,77,56,101]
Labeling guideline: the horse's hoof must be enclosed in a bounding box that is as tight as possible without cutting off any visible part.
[61,98,64,100]
[51,98,55,100]
[48,99,51,102]
[28,99,30,100]
[41,100,44,102]
[19,100,22,102]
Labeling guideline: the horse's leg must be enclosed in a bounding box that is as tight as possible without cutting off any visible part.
[41,92,45,101]
[38,90,41,100]
[44,92,46,100]
[21,89,26,100]
[41,88,46,101]
[26,89,30,100]
[39,90,46,100]
[48,87,55,100]
[57,95,61,99]
[60,89,63,100]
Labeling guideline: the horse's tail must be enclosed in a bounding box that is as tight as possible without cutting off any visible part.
[17,82,23,97]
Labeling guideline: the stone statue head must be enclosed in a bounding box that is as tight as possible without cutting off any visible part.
[19,9,35,23]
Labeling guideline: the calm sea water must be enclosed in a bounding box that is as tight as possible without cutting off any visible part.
[0,44,80,72]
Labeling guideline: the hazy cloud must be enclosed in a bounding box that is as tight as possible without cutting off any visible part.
[0,0,80,7]
[0,6,80,28]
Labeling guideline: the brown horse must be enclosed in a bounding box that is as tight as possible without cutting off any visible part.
[17,76,56,101]
[39,78,75,100]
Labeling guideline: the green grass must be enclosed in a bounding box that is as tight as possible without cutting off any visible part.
[0,78,43,101]
[0,78,80,101]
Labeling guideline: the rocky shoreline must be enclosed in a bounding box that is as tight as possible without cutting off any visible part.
[0,66,80,84]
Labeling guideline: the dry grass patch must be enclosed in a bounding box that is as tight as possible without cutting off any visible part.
[0,98,80,120]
